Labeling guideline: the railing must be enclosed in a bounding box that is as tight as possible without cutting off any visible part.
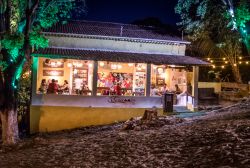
[186,92,194,105]
[221,82,249,91]
[198,82,249,92]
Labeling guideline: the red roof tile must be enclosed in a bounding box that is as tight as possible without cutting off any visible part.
[44,20,188,43]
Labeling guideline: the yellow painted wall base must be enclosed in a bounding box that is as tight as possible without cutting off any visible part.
[30,106,163,133]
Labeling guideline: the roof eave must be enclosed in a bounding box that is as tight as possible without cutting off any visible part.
[43,32,191,45]
[32,53,209,66]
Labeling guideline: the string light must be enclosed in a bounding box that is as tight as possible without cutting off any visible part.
[239,57,242,60]
[209,61,250,68]
[223,58,226,60]
[207,58,210,61]
[210,60,214,63]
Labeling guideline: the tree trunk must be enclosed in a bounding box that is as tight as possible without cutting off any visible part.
[0,65,20,145]
[0,108,19,145]
[232,66,242,83]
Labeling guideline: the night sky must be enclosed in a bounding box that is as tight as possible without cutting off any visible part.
[83,0,180,25]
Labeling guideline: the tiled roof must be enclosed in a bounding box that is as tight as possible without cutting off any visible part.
[44,20,188,43]
[33,48,209,66]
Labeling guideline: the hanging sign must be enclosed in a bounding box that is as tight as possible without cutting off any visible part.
[43,59,64,68]
[43,70,64,76]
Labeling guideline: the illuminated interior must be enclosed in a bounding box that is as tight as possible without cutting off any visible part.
[97,61,147,96]
[151,64,187,96]
[37,58,93,95]
[36,58,188,97]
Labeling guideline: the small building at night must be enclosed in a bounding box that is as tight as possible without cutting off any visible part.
[30,21,208,133]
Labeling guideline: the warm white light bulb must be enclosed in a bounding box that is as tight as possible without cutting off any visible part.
[117,65,122,69]
[51,62,56,66]
[111,64,117,69]
[67,63,72,67]
[157,68,164,73]
[88,63,93,68]
[99,62,105,67]
[56,61,62,66]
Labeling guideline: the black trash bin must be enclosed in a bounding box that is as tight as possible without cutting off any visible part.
[163,93,174,112]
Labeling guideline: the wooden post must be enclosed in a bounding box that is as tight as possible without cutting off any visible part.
[192,66,199,111]
[31,57,38,100]
[92,61,98,96]
[146,63,151,97]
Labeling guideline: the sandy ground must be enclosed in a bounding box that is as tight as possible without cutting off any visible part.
[0,106,250,168]
[0,110,250,168]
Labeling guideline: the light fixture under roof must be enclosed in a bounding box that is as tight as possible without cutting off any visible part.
[111,64,117,70]
[99,62,105,67]
[67,63,72,67]
[88,63,93,68]
[117,64,122,69]
[51,62,56,66]
[77,62,83,67]
[128,63,134,67]
[157,67,164,73]
[56,61,62,66]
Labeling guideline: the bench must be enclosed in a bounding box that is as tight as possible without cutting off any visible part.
[198,88,219,105]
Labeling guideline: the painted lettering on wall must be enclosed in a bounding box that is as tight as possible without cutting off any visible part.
[108,96,136,104]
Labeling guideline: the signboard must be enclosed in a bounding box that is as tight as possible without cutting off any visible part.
[156,67,165,85]
[43,59,64,68]
[43,70,64,76]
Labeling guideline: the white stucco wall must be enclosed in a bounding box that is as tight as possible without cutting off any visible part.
[46,35,187,55]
